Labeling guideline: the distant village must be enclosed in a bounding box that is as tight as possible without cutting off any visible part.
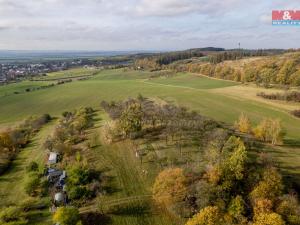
[0,59,87,83]
[0,57,132,84]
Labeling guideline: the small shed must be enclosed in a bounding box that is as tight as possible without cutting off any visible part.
[48,152,58,165]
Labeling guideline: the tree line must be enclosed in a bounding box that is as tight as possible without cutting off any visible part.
[172,53,300,87]
[0,114,51,175]
[208,50,268,64]
[153,136,298,225]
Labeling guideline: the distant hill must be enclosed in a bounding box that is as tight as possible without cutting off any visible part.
[0,50,154,63]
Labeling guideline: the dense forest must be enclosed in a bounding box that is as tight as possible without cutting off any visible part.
[193,53,300,86]
[134,49,300,87]
[0,114,51,174]
[134,48,223,70]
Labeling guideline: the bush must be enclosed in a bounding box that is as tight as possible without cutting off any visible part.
[291,110,300,118]
[257,91,300,102]
[68,166,92,186]
[68,186,91,200]
[24,173,40,196]
[26,161,39,172]
[0,206,27,224]
[53,207,81,225]
[19,197,48,212]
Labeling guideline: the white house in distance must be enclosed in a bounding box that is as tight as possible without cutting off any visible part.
[48,152,58,165]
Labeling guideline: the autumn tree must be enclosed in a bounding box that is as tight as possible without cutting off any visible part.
[289,71,300,86]
[152,168,187,205]
[53,207,81,225]
[259,68,277,87]
[227,195,246,222]
[276,194,300,225]
[118,102,143,136]
[250,167,283,203]
[253,118,284,145]
[221,136,247,181]
[253,198,273,216]
[185,206,223,225]
[276,59,297,85]
[0,131,15,152]
[235,113,252,134]
[253,213,285,225]
[204,136,248,198]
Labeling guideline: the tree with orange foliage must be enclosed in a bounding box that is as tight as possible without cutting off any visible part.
[152,168,187,205]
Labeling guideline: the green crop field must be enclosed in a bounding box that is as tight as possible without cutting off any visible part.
[33,67,100,81]
[0,80,52,98]
[1,68,300,224]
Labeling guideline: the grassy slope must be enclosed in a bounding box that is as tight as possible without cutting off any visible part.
[148,73,238,89]
[1,70,299,139]
[82,111,181,225]
[42,67,99,80]
[0,80,52,98]
[211,84,300,111]
[0,121,56,224]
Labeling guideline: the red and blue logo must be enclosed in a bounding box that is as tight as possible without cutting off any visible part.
[272,10,300,26]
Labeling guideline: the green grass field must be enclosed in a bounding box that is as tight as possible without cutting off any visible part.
[1,68,300,224]
[0,80,52,98]
[1,69,299,140]
[0,121,56,224]
[80,112,181,225]
[34,67,100,81]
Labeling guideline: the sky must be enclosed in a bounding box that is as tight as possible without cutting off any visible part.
[0,0,299,51]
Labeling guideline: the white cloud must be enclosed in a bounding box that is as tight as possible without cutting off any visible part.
[133,0,240,17]
[260,14,271,24]
[0,0,299,50]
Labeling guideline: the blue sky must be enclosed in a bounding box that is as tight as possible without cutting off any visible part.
[0,0,299,50]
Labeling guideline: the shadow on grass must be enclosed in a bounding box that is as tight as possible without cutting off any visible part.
[110,202,151,216]
[101,174,122,195]
[102,185,121,195]
[281,171,300,193]
[99,167,122,195]
[284,138,300,148]
[81,212,111,225]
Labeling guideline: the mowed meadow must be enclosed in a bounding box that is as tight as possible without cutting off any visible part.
[1,69,300,140]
